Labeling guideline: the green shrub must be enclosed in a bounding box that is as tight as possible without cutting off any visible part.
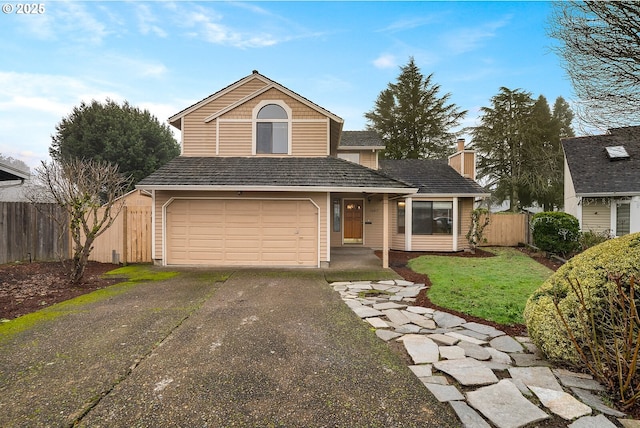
[524,232,640,365]
[531,211,580,256]
[578,229,611,252]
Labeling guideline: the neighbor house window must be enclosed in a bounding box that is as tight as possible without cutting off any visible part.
[397,201,406,234]
[256,103,288,154]
[411,201,453,235]
[616,202,630,236]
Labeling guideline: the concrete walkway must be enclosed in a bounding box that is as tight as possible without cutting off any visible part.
[0,270,459,427]
[334,279,636,428]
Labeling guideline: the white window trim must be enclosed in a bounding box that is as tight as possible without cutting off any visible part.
[252,100,293,155]
[612,199,632,237]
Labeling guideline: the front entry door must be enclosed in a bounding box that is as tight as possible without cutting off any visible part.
[344,199,363,244]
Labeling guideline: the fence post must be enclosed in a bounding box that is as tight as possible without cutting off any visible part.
[122,205,128,265]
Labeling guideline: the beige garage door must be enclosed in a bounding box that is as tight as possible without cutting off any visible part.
[166,199,318,267]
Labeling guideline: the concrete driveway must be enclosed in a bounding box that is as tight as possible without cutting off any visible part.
[0,269,459,427]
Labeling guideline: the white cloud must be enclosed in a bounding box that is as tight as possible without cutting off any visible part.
[0,71,126,168]
[21,1,110,44]
[136,3,168,38]
[379,15,440,34]
[180,5,278,48]
[441,16,512,55]
[373,54,397,69]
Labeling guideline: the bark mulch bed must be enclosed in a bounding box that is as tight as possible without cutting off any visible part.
[377,247,562,338]
[0,261,120,320]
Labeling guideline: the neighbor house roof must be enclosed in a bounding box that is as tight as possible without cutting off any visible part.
[137,157,417,194]
[338,131,385,150]
[379,159,489,196]
[0,161,29,181]
[562,126,640,197]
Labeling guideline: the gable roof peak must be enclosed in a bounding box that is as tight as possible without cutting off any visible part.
[169,70,343,128]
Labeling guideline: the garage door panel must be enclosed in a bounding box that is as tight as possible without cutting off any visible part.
[166,199,318,266]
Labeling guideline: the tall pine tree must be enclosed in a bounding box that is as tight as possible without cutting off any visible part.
[365,57,466,159]
[472,89,574,211]
[472,87,536,212]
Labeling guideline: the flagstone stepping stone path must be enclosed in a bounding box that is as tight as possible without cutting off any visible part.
[331,279,634,427]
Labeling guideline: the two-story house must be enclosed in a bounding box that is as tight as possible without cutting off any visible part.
[137,71,488,268]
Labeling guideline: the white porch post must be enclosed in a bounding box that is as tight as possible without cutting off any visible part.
[383,193,389,269]
[452,197,459,251]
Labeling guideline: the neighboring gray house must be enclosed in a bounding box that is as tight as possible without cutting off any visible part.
[563,126,640,236]
[0,160,30,202]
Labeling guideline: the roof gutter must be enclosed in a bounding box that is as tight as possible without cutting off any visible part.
[578,192,640,198]
[136,184,419,194]
[337,146,385,151]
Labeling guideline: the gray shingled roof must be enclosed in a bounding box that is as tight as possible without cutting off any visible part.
[562,126,640,196]
[379,159,488,195]
[339,131,384,148]
[138,156,414,191]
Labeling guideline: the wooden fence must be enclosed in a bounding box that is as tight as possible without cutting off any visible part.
[481,212,530,247]
[88,205,152,264]
[0,202,69,264]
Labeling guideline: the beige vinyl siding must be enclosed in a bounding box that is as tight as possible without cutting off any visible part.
[223,88,326,121]
[218,121,252,156]
[359,151,378,169]
[292,122,329,156]
[364,198,384,248]
[457,198,473,250]
[154,191,328,265]
[449,153,462,175]
[464,154,476,179]
[390,201,405,250]
[582,200,611,234]
[412,235,454,251]
[182,118,216,157]
[182,78,268,156]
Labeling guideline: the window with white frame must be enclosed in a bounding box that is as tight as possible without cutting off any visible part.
[616,202,630,236]
[397,200,453,235]
[256,103,289,154]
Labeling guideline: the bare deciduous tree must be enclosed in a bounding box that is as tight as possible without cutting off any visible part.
[28,158,132,283]
[549,2,640,130]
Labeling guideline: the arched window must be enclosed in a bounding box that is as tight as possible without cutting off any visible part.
[256,103,288,154]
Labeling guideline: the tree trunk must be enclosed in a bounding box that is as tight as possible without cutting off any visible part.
[70,235,94,284]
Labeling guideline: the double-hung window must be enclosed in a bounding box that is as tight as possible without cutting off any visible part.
[256,103,288,154]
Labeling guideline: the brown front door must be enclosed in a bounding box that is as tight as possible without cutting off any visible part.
[344,199,363,244]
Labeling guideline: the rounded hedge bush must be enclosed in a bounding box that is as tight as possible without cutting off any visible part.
[531,211,580,255]
[524,232,640,364]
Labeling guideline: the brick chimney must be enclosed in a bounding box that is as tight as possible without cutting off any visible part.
[448,139,476,180]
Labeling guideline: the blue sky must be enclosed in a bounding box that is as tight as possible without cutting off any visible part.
[1,1,574,169]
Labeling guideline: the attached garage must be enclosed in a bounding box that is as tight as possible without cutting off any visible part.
[165,198,319,267]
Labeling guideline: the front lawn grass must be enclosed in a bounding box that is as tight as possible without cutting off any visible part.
[408,247,553,325]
